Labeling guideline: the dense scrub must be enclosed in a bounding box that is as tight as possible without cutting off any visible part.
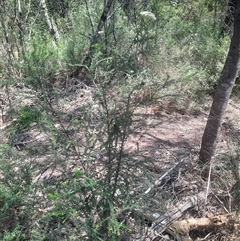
[0,0,239,240]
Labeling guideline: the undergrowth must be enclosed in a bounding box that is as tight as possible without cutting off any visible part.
[0,0,237,240]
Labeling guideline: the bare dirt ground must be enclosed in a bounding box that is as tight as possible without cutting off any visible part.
[126,98,240,164]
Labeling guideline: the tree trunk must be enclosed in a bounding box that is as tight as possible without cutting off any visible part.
[199,2,240,162]
[71,0,115,77]
[40,0,60,43]
[82,0,115,66]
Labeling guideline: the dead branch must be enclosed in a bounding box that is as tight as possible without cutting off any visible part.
[166,213,240,241]
[151,191,205,234]
[145,155,187,194]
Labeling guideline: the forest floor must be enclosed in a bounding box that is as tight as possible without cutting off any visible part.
[1,82,240,240]
[126,98,240,240]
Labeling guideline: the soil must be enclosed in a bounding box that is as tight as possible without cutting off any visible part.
[129,98,240,158]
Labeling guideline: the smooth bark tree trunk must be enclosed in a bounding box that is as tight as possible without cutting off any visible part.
[199,2,240,162]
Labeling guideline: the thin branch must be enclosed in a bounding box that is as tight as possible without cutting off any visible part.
[202,156,214,217]
[84,0,94,35]
[145,155,187,194]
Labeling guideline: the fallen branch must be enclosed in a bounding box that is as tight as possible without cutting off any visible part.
[145,155,187,194]
[166,213,239,241]
[151,191,205,234]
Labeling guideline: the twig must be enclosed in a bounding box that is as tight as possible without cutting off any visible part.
[145,155,187,194]
[202,156,214,217]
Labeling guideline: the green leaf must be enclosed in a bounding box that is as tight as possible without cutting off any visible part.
[47,193,59,201]
[75,170,83,178]
[66,140,72,149]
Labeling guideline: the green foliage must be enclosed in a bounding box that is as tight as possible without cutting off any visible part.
[0,171,33,240]
[45,172,130,240]
[0,0,235,240]
[2,227,22,241]
[21,38,58,89]
[13,106,42,132]
[0,184,22,213]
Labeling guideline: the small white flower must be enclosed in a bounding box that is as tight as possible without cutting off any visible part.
[140,11,156,21]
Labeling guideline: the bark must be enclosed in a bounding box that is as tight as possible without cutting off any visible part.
[199,2,240,162]
[16,0,26,56]
[40,0,60,43]
[82,0,115,67]
[0,1,14,66]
